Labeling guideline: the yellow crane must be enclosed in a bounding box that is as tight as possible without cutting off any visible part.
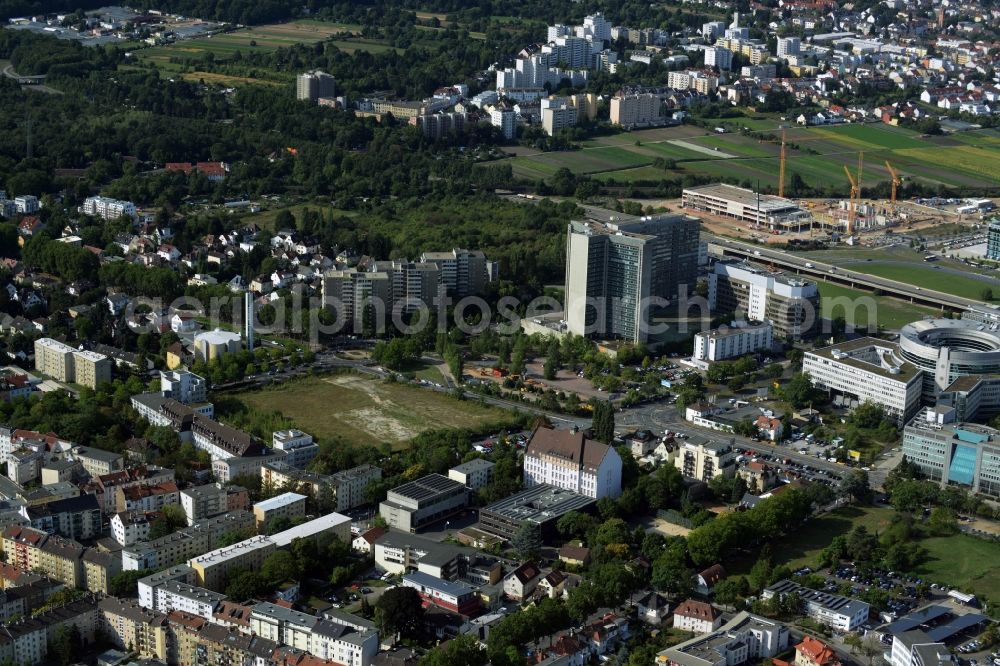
[844,164,858,235]
[885,160,900,205]
[778,129,787,198]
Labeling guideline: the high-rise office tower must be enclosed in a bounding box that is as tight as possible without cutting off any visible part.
[564,214,700,342]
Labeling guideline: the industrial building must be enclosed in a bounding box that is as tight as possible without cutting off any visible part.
[478,484,596,541]
[378,474,468,533]
[682,183,811,231]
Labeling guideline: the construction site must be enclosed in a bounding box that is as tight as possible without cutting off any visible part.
[675,133,995,245]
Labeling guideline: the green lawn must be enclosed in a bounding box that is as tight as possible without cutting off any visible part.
[915,534,1000,600]
[818,282,939,330]
[730,506,896,574]
[846,262,998,301]
[230,373,514,448]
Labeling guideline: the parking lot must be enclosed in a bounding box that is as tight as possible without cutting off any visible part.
[736,447,844,488]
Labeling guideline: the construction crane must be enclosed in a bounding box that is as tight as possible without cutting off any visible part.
[844,165,858,236]
[778,129,787,198]
[885,160,900,205]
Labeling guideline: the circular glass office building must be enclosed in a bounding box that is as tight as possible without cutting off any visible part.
[898,318,1000,399]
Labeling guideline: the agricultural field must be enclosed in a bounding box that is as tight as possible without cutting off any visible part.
[231,373,514,448]
[134,20,392,83]
[506,122,1000,192]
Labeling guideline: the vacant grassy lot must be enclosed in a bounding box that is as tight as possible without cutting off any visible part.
[915,534,1000,599]
[819,282,938,330]
[232,374,513,448]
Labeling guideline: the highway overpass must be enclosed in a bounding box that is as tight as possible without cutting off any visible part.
[705,235,986,312]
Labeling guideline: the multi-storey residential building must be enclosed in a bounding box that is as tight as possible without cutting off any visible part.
[564,214,699,343]
[180,483,228,526]
[321,268,393,333]
[138,565,197,609]
[658,611,789,666]
[523,426,622,499]
[379,474,468,533]
[541,102,578,136]
[296,70,336,101]
[988,220,1000,261]
[705,46,733,70]
[115,481,179,513]
[418,248,493,299]
[609,91,662,128]
[122,510,255,571]
[188,535,277,591]
[409,112,467,140]
[803,338,924,426]
[777,36,801,57]
[159,369,208,405]
[693,322,774,362]
[903,407,1000,499]
[0,598,97,665]
[81,196,137,220]
[330,464,382,512]
[253,492,307,530]
[71,446,124,478]
[763,580,870,631]
[673,599,723,634]
[490,107,517,140]
[33,338,112,389]
[154,580,225,620]
[37,534,85,588]
[674,439,735,481]
[709,262,820,340]
[448,459,495,491]
[82,548,120,594]
[28,494,102,540]
[1,525,46,572]
[98,596,169,662]
[272,429,320,469]
[13,195,39,214]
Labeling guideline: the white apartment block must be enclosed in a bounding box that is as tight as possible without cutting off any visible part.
[667,70,718,94]
[271,429,319,469]
[448,459,495,491]
[675,439,736,481]
[762,580,870,631]
[154,580,225,620]
[14,195,39,214]
[137,565,197,611]
[111,511,154,546]
[777,37,801,57]
[490,108,517,140]
[82,196,137,220]
[694,322,773,362]
[890,633,949,666]
[705,46,733,70]
[159,370,207,405]
[673,599,723,634]
[250,603,379,666]
[803,338,923,425]
[523,427,622,499]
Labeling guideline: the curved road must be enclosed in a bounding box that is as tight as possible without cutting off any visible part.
[2,64,61,94]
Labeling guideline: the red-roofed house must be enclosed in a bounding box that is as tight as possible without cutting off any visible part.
[755,415,784,441]
[673,599,722,634]
[795,636,841,666]
[352,527,386,554]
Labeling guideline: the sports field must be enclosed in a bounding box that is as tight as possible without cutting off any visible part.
[230,373,514,448]
[506,122,1000,192]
